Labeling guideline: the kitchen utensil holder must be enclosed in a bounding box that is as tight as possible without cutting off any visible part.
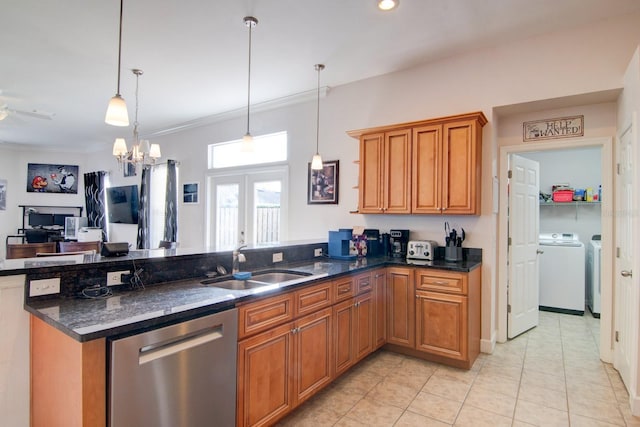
[445,246,463,262]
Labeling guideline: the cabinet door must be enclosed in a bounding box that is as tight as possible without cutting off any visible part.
[355,271,372,294]
[354,292,374,361]
[386,267,415,348]
[442,119,481,214]
[384,129,412,213]
[333,298,355,376]
[373,269,387,348]
[359,133,385,213]
[412,124,443,214]
[238,322,294,427]
[416,290,468,361]
[294,307,333,405]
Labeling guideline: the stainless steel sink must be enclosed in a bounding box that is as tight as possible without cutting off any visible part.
[250,270,312,283]
[201,269,312,290]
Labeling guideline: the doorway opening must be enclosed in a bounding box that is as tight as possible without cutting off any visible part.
[498,137,614,362]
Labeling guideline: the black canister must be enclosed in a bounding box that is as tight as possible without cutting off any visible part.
[380,233,391,256]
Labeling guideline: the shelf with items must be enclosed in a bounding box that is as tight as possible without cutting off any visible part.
[539,200,601,220]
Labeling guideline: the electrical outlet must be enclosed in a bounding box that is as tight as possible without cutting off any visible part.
[272,252,283,263]
[314,248,323,257]
[29,278,60,297]
[107,270,130,286]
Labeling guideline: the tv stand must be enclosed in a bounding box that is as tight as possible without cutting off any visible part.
[17,205,83,243]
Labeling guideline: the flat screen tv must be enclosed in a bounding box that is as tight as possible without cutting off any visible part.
[107,185,140,224]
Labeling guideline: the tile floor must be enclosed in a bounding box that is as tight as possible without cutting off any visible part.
[277,310,640,426]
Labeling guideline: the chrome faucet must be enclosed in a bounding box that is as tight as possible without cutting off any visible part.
[232,245,248,274]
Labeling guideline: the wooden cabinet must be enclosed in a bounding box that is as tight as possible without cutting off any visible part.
[333,274,374,377]
[413,268,481,369]
[386,267,415,348]
[357,129,411,213]
[237,281,335,427]
[372,269,386,349]
[349,112,487,215]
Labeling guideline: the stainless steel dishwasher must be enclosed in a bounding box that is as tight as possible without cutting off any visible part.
[109,308,238,427]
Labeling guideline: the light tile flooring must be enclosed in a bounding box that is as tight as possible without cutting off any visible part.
[278,311,640,426]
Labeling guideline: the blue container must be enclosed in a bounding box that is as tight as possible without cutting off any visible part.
[328,229,356,259]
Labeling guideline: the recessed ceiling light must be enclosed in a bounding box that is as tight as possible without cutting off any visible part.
[378,0,399,11]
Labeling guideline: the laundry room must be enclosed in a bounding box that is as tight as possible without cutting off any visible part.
[519,146,602,317]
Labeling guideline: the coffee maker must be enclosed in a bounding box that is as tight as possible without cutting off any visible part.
[389,229,410,258]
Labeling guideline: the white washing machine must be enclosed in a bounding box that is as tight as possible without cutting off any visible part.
[586,239,602,318]
[538,232,585,314]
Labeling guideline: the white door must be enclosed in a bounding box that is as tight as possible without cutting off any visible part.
[207,175,246,249]
[508,154,540,338]
[614,115,638,391]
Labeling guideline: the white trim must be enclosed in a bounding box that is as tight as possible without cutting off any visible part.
[497,137,614,364]
[480,330,497,354]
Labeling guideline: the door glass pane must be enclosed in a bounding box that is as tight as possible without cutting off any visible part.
[254,181,281,244]
[216,183,239,249]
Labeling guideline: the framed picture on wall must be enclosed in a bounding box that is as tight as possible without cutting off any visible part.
[183,182,199,204]
[307,160,339,205]
[0,178,6,210]
[26,163,79,194]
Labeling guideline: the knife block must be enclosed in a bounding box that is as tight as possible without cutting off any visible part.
[444,246,463,262]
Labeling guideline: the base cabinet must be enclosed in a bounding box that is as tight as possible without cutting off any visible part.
[416,291,467,360]
[334,292,373,377]
[372,269,387,349]
[386,267,415,348]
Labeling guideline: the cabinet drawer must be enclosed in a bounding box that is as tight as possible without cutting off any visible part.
[294,280,333,317]
[238,293,295,339]
[415,269,467,295]
[333,277,355,302]
[355,272,372,294]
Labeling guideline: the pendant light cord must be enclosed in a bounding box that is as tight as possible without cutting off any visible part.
[315,66,321,153]
[116,0,124,96]
[246,20,253,135]
[133,70,140,143]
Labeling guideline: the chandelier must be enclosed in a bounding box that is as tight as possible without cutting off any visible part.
[113,69,161,168]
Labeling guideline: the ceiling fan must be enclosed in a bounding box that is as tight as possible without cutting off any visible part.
[0,104,54,121]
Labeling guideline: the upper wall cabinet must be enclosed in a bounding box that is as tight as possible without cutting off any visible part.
[348,112,487,215]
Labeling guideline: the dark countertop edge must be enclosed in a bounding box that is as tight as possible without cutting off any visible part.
[25,256,481,343]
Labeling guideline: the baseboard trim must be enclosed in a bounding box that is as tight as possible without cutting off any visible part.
[480,330,497,354]
[630,391,640,416]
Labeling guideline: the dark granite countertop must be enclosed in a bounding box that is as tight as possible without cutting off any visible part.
[25,255,481,342]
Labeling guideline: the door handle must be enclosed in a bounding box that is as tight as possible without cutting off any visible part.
[536,249,544,254]
[621,270,633,278]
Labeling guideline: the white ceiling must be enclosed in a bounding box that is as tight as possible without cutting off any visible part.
[2,0,640,152]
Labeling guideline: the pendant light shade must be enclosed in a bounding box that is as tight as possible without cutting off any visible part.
[310,64,325,171]
[105,0,129,126]
[242,16,258,152]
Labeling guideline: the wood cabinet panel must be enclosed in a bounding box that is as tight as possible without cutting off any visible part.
[333,276,355,303]
[415,269,466,295]
[443,119,482,214]
[333,298,355,376]
[237,322,294,427]
[359,133,384,213]
[373,269,387,349]
[412,124,442,213]
[294,308,333,404]
[386,267,415,348]
[355,271,372,294]
[354,292,374,361]
[384,129,412,213]
[294,280,332,317]
[416,291,468,361]
[239,293,294,339]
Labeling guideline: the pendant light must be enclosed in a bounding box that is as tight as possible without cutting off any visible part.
[242,16,258,152]
[105,0,129,126]
[310,64,325,171]
[113,69,161,168]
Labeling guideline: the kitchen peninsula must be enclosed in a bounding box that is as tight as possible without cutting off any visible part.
[7,241,481,427]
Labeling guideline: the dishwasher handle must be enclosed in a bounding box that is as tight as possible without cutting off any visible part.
[139,324,224,365]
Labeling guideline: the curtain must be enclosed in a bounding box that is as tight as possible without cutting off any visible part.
[83,171,107,241]
[137,166,151,249]
[163,159,178,243]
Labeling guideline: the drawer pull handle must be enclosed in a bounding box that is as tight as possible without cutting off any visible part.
[338,287,350,294]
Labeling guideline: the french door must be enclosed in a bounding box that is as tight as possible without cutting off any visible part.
[206,167,288,249]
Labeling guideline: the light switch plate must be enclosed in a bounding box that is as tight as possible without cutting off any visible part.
[30,278,61,297]
[314,248,323,257]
